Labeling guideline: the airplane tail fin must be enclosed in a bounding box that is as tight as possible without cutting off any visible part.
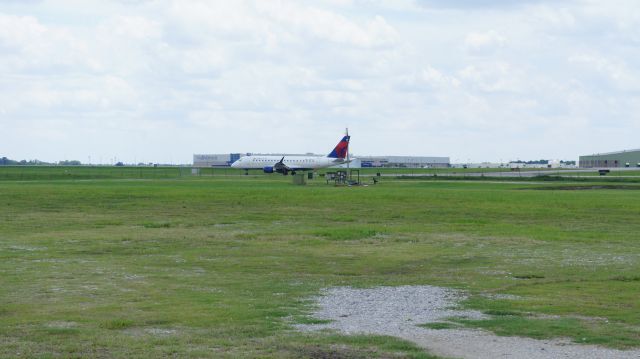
[327,135,350,159]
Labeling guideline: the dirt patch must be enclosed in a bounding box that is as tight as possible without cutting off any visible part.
[293,344,402,359]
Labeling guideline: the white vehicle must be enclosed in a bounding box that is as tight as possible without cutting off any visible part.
[230,135,351,175]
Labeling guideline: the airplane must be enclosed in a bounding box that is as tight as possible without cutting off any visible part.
[230,134,351,175]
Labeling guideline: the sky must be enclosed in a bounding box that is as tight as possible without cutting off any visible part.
[1,0,639,164]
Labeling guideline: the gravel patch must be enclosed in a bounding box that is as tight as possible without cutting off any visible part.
[46,321,77,328]
[296,286,640,359]
[144,328,176,336]
[124,327,178,337]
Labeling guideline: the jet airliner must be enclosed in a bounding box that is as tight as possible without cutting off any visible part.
[230,135,351,175]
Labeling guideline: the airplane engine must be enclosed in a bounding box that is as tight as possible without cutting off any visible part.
[263,166,274,173]
[274,161,289,175]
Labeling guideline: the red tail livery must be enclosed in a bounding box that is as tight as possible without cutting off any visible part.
[327,136,350,159]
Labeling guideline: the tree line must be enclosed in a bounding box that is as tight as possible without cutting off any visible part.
[0,157,81,166]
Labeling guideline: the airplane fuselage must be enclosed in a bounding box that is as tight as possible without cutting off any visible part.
[231,155,346,173]
[230,134,351,175]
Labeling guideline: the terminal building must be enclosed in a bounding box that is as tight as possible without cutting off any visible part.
[193,154,450,168]
[579,149,640,168]
[193,154,242,167]
[356,156,449,168]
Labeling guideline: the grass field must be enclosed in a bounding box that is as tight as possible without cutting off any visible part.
[3,165,639,183]
[1,168,640,357]
[0,165,585,181]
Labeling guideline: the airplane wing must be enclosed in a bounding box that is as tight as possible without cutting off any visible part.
[273,157,290,173]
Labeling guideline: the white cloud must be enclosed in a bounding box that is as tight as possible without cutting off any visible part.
[1,0,639,163]
[255,2,398,48]
[0,14,91,72]
[458,62,526,93]
[529,5,577,29]
[106,15,162,40]
[464,30,506,54]
[568,53,640,91]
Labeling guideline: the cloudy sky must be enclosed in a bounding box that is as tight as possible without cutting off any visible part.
[1,0,639,164]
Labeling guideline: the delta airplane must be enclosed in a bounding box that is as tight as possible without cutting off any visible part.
[230,135,351,175]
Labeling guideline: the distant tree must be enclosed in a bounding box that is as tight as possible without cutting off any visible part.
[58,160,81,166]
[0,157,53,165]
[115,162,124,167]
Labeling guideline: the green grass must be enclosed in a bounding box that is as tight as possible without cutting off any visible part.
[453,313,640,348]
[562,170,640,177]
[101,319,135,330]
[0,164,581,181]
[397,174,640,183]
[0,165,196,180]
[9,164,640,186]
[1,169,640,357]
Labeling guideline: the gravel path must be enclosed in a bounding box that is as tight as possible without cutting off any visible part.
[296,286,640,359]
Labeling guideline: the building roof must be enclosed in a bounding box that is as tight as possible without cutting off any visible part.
[582,149,640,157]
